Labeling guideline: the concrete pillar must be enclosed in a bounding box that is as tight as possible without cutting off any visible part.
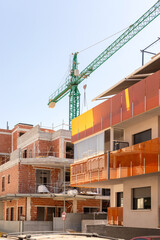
[26,197,31,220]
[16,199,18,221]
[59,138,64,158]
[110,128,114,151]
[72,199,77,213]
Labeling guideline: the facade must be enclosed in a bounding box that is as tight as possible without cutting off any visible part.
[70,54,160,228]
[0,123,108,222]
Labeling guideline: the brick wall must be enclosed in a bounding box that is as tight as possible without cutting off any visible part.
[3,198,26,221]
[12,124,33,152]
[20,139,60,158]
[31,198,72,220]
[0,164,19,195]
[77,199,100,213]
[19,164,62,194]
[0,129,11,153]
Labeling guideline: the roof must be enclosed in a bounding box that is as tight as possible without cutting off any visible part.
[92,53,160,101]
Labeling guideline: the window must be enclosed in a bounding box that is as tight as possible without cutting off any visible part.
[65,171,70,182]
[10,207,14,221]
[117,192,123,207]
[47,207,55,221]
[23,149,27,158]
[132,187,151,210]
[2,176,5,192]
[133,129,151,145]
[114,128,124,141]
[66,142,74,159]
[102,189,110,196]
[83,207,98,213]
[57,207,63,217]
[18,207,23,221]
[36,170,50,190]
[19,132,24,137]
[102,200,110,212]
[74,132,104,160]
[37,207,45,221]
[8,175,10,184]
[6,208,9,221]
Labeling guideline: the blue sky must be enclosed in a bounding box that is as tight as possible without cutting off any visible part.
[0,0,160,130]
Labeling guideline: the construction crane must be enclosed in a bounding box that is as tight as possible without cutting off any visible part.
[48,1,160,130]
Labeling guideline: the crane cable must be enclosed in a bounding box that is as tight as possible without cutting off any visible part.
[78,25,131,53]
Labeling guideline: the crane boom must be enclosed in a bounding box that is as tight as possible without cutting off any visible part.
[48,0,160,129]
[77,0,160,85]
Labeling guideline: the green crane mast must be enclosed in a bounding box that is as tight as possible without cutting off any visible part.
[48,1,160,130]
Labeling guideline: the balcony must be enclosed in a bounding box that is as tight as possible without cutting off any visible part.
[71,154,108,186]
[110,138,160,179]
[107,207,123,226]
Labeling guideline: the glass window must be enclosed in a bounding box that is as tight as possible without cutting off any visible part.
[132,187,151,210]
[114,128,124,141]
[133,129,151,145]
[74,132,104,160]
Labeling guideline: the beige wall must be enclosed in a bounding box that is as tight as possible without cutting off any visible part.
[124,116,158,146]
[123,174,159,228]
[110,184,123,207]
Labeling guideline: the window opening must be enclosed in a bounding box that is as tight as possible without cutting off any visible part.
[8,175,10,184]
[66,142,74,159]
[117,192,123,207]
[10,207,14,221]
[6,208,9,221]
[23,150,27,158]
[2,177,5,192]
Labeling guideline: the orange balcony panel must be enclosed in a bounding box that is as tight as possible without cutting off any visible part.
[122,87,133,121]
[146,71,160,111]
[110,138,160,180]
[133,79,145,116]
[70,154,107,186]
[112,92,122,126]
[107,207,123,226]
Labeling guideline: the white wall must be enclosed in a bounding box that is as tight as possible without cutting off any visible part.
[124,116,158,146]
[123,174,159,228]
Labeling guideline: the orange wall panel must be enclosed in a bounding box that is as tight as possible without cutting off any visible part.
[112,93,121,125]
[93,104,102,133]
[146,70,160,111]
[133,79,145,116]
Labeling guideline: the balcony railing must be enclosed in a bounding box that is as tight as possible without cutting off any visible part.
[71,154,108,186]
[110,138,160,179]
[107,207,123,226]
